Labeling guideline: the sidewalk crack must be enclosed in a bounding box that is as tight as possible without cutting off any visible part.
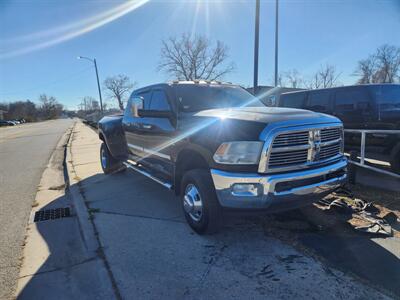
[68,124,123,300]
[183,244,228,296]
[97,210,184,223]
[73,161,99,167]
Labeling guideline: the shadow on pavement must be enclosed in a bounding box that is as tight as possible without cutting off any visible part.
[17,186,114,299]
[19,169,399,299]
[263,206,400,297]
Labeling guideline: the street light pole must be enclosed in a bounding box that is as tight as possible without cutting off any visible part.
[253,0,260,95]
[93,59,103,113]
[274,0,279,87]
[77,56,104,113]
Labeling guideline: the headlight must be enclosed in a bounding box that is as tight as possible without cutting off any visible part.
[213,141,263,164]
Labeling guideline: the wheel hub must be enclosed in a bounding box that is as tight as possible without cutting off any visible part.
[183,184,203,222]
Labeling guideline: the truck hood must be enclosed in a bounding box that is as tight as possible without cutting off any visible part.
[192,107,339,125]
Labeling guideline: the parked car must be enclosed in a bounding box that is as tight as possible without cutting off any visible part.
[278,84,400,172]
[0,120,9,127]
[98,81,347,234]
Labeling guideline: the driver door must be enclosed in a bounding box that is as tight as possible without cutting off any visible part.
[138,88,176,179]
[122,90,152,161]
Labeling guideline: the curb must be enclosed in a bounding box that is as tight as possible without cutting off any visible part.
[65,122,99,254]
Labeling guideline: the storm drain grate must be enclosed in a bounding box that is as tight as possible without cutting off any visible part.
[34,207,71,222]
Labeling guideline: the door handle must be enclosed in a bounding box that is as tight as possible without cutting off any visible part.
[142,124,152,129]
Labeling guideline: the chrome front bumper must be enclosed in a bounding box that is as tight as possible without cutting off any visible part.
[210,158,347,211]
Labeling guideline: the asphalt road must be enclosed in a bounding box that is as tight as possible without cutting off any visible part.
[0,119,73,299]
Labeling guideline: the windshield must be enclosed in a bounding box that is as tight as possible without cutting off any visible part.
[369,85,400,109]
[174,84,263,112]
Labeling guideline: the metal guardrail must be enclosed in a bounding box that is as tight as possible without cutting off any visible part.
[344,129,400,179]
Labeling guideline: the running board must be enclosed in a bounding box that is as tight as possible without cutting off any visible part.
[123,160,173,190]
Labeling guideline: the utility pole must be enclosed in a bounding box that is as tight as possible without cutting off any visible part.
[93,59,103,113]
[77,56,104,113]
[253,0,260,95]
[274,0,279,87]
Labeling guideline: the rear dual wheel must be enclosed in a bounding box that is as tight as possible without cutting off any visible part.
[100,143,125,174]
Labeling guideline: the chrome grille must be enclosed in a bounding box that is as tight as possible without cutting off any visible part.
[272,131,309,147]
[321,128,341,142]
[269,149,308,167]
[320,143,341,160]
[262,126,343,173]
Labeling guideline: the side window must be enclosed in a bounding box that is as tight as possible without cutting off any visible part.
[280,93,305,108]
[335,88,368,112]
[149,90,171,111]
[307,90,331,112]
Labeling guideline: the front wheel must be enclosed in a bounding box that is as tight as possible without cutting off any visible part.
[181,169,222,234]
[100,142,124,174]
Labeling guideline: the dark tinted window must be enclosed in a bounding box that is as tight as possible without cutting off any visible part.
[307,90,330,112]
[149,90,170,111]
[138,91,151,109]
[335,88,368,111]
[369,85,400,110]
[280,92,306,108]
[174,84,262,112]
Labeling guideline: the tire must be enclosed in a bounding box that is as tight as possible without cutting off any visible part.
[390,143,400,174]
[181,169,222,235]
[100,142,124,174]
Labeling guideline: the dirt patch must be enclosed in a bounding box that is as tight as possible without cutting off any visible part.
[320,184,400,237]
[348,183,400,214]
[48,184,66,191]
[259,184,400,297]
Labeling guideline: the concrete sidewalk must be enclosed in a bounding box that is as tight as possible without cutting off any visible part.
[15,123,115,300]
[67,121,390,299]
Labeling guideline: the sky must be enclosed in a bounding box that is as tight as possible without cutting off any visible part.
[0,0,399,110]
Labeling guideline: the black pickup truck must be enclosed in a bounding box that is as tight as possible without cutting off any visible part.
[98,81,347,234]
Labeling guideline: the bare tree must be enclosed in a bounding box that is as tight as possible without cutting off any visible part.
[355,44,400,84]
[355,57,377,84]
[80,96,99,112]
[306,64,341,89]
[272,73,284,87]
[2,100,37,122]
[38,94,63,119]
[158,34,235,81]
[374,44,400,83]
[103,74,135,110]
[284,69,303,88]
